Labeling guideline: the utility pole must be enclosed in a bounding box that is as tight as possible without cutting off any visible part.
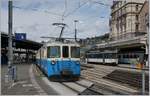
[146,10,149,69]
[8,0,13,82]
[74,20,78,42]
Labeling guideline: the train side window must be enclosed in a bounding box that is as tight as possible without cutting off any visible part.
[94,54,97,58]
[90,54,93,58]
[91,54,93,58]
[71,46,80,58]
[104,54,106,58]
[95,54,98,58]
[63,46,69,58]
[100,54,102,58]
[98,54,100,58]
[123,54,127,58]
[123,55,125,58]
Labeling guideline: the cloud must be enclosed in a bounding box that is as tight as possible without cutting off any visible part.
[1,0,111,42]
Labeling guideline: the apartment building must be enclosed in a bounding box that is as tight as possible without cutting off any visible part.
[139,1,149,34]
[109,0,145,41]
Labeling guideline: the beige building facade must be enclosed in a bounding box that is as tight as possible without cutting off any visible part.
[139,1,149,34]
[109,0,145,41]
[138,1,149,66]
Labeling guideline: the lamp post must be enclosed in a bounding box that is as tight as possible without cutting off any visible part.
[74,20,78,41]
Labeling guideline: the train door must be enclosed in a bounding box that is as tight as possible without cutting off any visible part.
[43,47,47,72]
[41,48,44,68]
[62,46,69,58]
[62,46,70,69]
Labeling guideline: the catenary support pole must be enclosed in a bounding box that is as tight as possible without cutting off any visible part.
[74,20,78,42]
[8,0,13,81]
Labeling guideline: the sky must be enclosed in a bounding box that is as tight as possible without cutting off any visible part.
[1,0,113,42]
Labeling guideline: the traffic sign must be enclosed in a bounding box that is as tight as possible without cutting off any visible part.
[15,33,26,40]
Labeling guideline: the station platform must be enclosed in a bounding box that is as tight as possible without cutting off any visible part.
[118,64,149,71]
[1,63,57,95]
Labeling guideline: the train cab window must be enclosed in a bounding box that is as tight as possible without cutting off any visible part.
[62,46,69,58]
[71,47,80,58]
[98,54,102,58]
[47,46,60,58]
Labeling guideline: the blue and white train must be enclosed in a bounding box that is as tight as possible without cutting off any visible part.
[86,51,118,65]
[36,41,80,80]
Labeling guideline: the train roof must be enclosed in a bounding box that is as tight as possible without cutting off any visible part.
[42,40,80,47]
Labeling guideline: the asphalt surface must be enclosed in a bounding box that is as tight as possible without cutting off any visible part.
[1,63,58,95]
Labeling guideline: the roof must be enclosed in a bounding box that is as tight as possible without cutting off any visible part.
[45,40,80,47]
[1,32,43,50]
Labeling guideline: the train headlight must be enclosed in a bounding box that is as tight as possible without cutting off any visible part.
[51,60,56,64]
[76,61,80,64]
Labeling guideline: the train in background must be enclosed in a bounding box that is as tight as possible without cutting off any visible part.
[86,51,118,65]
[118,52,144,64]
[86,51,145,65]
[36,41,80,81]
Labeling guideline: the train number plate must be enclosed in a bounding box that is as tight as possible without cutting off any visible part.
[61,70,72,75]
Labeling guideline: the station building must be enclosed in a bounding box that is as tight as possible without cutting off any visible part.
[87,0,149,67]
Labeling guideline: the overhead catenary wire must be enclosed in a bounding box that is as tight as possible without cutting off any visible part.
[63,0,110,23]
[91,1,111,6]
[12,0,111,39]
[64,0,90,18]
[13,6,62,17]
[62,0,68,20]
[12,0,110,22]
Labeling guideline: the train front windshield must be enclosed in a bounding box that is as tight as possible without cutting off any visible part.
[71,47,80,58]
[47,46,60,58]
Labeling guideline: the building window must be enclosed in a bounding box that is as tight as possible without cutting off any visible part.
[145,13,149,26]
[136,15,138,21]
[124,1,126,4]
[136,24,139,32]
[136,4,138,11]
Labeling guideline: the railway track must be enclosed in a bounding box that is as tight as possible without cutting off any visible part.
[61,79,102,95]
[60,78,132,95]
[80,64,143,94]
[81,72,139,94]
[34,64,103,95]
[103,69,149,91]
[35,63,148,95]
[45,77,103,95]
